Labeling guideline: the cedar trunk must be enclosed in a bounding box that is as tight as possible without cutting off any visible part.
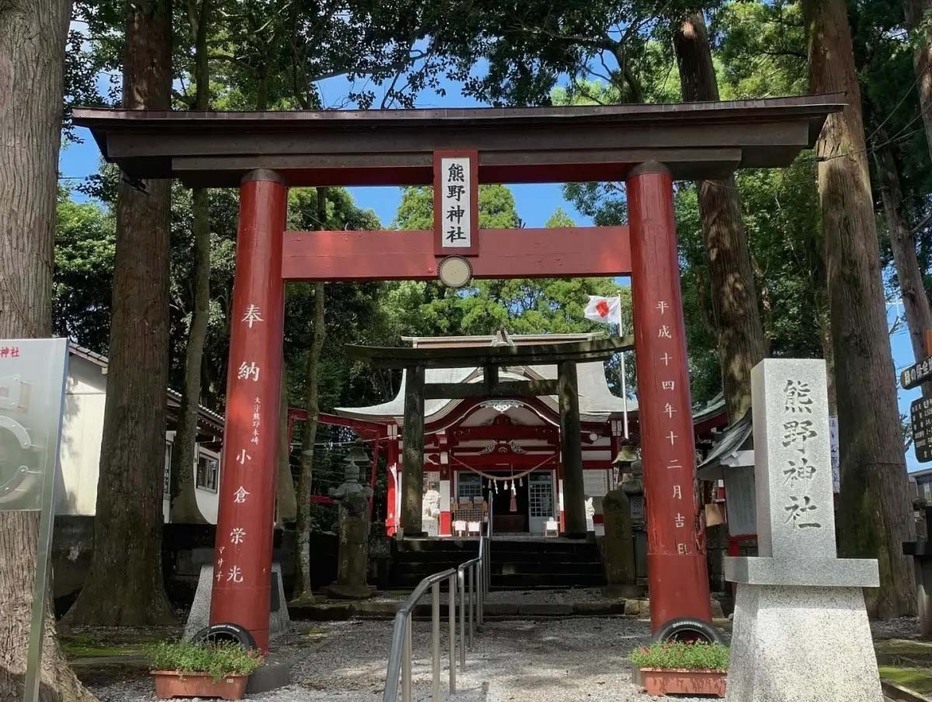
[276,357,297,524]
[294,282,326,600]
[873,141,932,372]
[0,1,96,697]
[803,0,916,617]
[66,0,177,626]
[169,185,210,522]
[170,0,213,523]
[673,12,767,423]
[904,0,932,167]
[293,189,328,602]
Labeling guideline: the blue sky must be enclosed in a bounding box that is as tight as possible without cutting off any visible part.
[58,72,926,472]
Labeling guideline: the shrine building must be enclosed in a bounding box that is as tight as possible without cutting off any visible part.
[336,331,727,539]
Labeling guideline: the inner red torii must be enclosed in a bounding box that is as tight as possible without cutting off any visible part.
[74,95,841,651]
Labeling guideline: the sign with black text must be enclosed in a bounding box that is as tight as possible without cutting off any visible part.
[911,397,932,463]
[901,357,932,390]
[433,150,478,257]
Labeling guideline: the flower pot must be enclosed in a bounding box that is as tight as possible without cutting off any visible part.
[635,668,726,698]
[151,670,249,701]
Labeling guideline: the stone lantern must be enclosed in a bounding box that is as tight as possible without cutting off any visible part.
[613,445,646,583]
[328,445,375,599]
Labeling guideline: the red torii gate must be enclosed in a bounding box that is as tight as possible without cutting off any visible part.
[75,96,840,650]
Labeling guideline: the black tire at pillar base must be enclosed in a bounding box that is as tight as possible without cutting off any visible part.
[190,622,257,650]
[652,617,721,644]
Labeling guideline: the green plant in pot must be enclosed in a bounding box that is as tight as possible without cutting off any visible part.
[629,641,729,698]
[146,640,264,701]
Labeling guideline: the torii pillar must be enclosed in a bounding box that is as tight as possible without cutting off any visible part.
[627,162,713,630]
[210,170,287,651]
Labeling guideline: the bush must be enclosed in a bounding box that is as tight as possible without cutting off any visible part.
[146,641,264,680]
[629,641,729,671]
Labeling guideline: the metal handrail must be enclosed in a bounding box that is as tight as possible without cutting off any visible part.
[383,536,490,702]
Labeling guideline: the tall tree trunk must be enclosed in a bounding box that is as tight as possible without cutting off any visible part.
[873,139,932,373]
[904,0,932,167]
[293,189,328,602]
[276,358,297,524]
[0,1,96,697]
[66,0,177,626]
[803,0,916,618]
[170,0,213,523]
[673,12,767,423]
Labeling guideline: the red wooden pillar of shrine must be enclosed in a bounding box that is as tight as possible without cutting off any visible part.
[210,170,288,651]
[626,162,713,631]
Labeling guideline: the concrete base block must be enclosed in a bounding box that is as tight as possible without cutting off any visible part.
[726,584,883,702]
[245,654,293,695]
[725,556,879,588]
[184,563,292,642]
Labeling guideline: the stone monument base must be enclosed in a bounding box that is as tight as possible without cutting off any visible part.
[327,582,376,600]
[725,583,883,702]
[184,562,292,643]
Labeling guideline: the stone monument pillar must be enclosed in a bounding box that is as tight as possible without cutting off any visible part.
[328,447,375,600]
[725,359,882,701]
[601,489,638,598]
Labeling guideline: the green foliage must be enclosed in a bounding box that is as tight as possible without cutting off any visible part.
[879,666,932,696]
[145,641,263,680]
[54,188,116,351]
[386,184,623,338]
[629,641,730,671]
[714,1,808,98]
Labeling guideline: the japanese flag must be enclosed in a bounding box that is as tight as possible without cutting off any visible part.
[584,295,621,325]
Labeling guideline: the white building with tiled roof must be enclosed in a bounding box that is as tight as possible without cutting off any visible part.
[63,345,224,523]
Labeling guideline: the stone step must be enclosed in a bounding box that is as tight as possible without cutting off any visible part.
[495,563,600,577]
[492,573,606,588]
[390,574,608,589]
[394,560,600,574]
[391,538,605,590]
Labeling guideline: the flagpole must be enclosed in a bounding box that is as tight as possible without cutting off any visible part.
[617,290,629,439]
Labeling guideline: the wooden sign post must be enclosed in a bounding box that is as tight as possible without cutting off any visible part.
[904,330,932,464]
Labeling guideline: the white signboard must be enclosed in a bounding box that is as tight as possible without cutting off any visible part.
[583,469,609,498]
[0,338,68,512]
[440,158,472,248]
[434,150,478,256]
[0,338,69,702]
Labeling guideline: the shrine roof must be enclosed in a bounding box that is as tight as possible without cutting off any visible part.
[345,335,632,369]
[72,95,843,187]
[334,362,634,425]
[696,411,754,481]
[337,332,632,423]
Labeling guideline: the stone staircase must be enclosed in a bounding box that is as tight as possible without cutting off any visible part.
[389,537,605,590]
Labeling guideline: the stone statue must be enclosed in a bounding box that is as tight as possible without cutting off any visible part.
[328,447,375,599]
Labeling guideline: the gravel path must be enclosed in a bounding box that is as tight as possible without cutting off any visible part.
[86,618,713,701]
